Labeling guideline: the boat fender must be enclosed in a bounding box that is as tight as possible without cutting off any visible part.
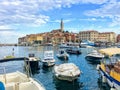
[55,74,59,77]
[0,81,5,90]
[96,64,100,70]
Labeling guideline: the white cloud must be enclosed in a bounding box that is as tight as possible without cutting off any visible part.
[85,0,120,27]
[0,25,10,29]
[79,18,106,21]
[0,0,109,26]
[80,0,108,4]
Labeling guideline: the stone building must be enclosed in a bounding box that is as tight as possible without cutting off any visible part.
[79,30,116,43]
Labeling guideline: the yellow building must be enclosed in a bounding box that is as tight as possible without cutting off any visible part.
[18,33,44,46]
[98,32,116,43]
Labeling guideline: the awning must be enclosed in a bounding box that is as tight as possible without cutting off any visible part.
[99,47,120,56]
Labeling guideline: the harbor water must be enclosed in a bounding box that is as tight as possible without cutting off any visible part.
[0,46,110,90]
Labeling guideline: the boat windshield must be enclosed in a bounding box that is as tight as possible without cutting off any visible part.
[44,51,54,59]
[29,54,35,57]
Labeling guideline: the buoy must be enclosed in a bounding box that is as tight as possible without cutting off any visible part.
[96,64,100,70]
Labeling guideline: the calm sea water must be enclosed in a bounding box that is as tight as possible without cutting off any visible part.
[0,46,110,90]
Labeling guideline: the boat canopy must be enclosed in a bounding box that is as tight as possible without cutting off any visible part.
[99,48,120,56]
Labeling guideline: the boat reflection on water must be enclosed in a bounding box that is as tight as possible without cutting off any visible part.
[42,66,53,73]
[31,67,40,75]
[24,61,40,76]
[53,77,83,90]
[97,77,110,90]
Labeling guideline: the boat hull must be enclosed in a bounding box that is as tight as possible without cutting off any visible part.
[25,60,40,70]
[99,68,120,90]
[57,56,68,60]
[42,61,55,67]
[85,56,102,63]
[66,50,81,54]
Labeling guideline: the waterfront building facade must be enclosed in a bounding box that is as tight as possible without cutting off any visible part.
[98,32,116,43]
[18,19,117,46]
[79,30,116,43]
[18,33,44,46]
[18,19,79,46]
[117,34,120,43]
[79,30,99,42]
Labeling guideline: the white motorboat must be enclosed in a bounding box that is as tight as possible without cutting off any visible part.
[0,71,46,90]
[42,51,55,67]
[85,50,104,61]
[56,49,69,60]
[53,63,81,81]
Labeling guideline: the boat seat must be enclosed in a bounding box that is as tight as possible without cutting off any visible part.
[19,82,38,90]
[6,75,29,83]
[6,76,20,83]
[0,76,5,84]
[5,83,15,90]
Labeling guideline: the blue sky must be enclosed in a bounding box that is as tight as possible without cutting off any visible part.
[0,0,120,44]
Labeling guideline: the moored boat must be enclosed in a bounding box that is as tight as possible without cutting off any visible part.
[53,63,81,81]
[85,50,104,62]
[42,51,55,67]
[56,49,69,60]
[24,53,40,71]
[97,48,120,90]
[66,46,81,54]
[0,71,46,90]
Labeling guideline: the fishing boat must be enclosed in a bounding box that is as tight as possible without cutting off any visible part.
[0,71,46,90]
[53,63,81,81]
[42,51,55,67]
[56,49,69,60]
[66,46,81,54]
[97,48,120,90]
[24,53,40,71]
[85,50,104,61]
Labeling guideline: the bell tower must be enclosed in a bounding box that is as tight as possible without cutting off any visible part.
[60,19,64,32]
